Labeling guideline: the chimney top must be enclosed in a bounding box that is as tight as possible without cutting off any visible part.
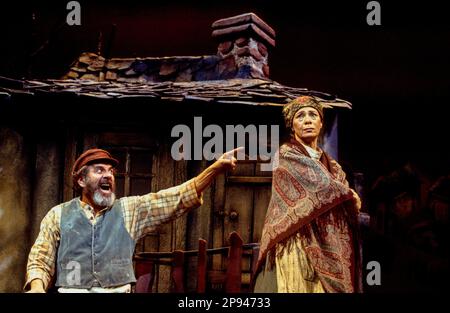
[211,12,276,79]
[212,12,276,48]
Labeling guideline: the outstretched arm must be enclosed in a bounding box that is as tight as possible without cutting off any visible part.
[125,147,243,240]
[194,147,242,195]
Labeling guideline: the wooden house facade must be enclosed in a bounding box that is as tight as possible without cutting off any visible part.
[0,13,352,292]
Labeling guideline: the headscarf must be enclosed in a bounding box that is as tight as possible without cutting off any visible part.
[282,96,323,132]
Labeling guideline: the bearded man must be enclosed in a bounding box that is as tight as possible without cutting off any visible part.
[25,147,239,293]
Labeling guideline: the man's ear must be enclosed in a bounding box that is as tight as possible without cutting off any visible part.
[78,176,87,188]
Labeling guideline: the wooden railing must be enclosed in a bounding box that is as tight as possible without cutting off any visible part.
[133,232,260,293]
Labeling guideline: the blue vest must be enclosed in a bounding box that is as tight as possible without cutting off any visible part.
[55,198,136,288]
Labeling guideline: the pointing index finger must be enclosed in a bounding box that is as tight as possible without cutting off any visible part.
[224,147,244,159]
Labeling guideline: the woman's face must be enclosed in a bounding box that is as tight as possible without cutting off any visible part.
[292,107,323,144]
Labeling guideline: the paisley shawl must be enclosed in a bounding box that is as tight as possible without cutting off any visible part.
[256,140,362,292]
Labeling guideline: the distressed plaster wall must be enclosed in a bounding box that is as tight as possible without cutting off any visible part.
[0,127,32,292]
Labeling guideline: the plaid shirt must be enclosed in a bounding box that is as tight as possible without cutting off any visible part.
[25,178,202,291]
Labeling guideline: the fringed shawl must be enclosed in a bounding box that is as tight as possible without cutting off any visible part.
[255,140,362,292]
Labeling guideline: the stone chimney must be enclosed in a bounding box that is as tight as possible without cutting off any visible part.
[212,12,276,80]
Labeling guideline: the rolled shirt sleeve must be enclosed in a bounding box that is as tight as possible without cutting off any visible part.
[24,206,61,291]
[123,178,203,241]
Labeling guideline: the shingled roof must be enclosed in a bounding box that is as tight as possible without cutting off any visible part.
[0,76,351,109]
[0,13,352,110]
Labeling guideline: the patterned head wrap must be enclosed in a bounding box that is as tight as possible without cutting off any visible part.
[282,96,324,132]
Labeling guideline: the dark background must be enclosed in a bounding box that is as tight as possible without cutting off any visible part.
[1,0,449,181]
[1,0,449,292]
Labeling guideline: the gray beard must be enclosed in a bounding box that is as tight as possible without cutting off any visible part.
[92,190,116,207]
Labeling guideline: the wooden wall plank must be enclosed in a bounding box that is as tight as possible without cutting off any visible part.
[254,162,273,243]
[173,158,188,250]
[252,185,271,243]
[63,127,77,202]
[154,141,175,292]
[211,173,226,272]
[31,143,62,242]
[185,160,213,291]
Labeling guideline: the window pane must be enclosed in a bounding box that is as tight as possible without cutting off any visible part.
[131,150,153,174]
[108,149,127,174]
[115,176,125,198]
[131,178,151,196]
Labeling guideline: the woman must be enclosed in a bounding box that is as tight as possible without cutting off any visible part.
[254,96,362,293]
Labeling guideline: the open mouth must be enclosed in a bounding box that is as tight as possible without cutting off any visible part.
[99,183,111,192]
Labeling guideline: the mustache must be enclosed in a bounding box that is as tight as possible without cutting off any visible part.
[85,177,115,192]
[99,178,113,184]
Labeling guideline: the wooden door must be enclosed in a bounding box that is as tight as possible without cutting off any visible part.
[210,159,272,291]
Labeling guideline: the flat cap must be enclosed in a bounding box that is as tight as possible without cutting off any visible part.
[72,148,118,176]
